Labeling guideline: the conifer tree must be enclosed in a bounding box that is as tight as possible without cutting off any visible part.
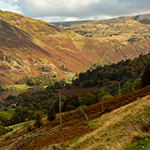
[141,64,150,87]
[47,105,56,121]
[34,113,42,128]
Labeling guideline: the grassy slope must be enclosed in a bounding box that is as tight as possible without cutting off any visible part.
[68,95,150,150]
[66,20,150,65]
[0,108,15,119]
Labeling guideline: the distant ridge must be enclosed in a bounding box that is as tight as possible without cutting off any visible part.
[51,13,150,27]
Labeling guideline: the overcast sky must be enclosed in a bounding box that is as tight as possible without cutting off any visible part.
[0,0,150,22]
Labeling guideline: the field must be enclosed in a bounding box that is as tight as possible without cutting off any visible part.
[4,84,32,91]
[4,84,48,91]
[9,120,34,130]
[0,108,15,119]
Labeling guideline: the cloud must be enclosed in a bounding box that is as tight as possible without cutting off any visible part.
[0,0,21,13]
[17,0,96,18]
[1,0,150,22]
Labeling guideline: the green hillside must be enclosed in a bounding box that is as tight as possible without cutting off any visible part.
[0,108,15,119]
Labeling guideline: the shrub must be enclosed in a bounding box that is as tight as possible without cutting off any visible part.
[26,125,33,132]
[66,83,71,89]
[34,113,43,128]
[101,95,113,101]
[11,113,21,124]
[0,125,9,136]
[80,92,96,106]
[66,104,76,111]
[97,90,111,102]
[0,115,8,126]
[4,108,7,111]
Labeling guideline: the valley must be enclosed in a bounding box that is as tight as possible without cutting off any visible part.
[0,10,150,85]
[1,10,150,150]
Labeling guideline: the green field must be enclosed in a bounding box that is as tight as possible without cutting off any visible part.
[9,120,34,130]
[0,108,15,119]
[4,84,31,91]
[4,84,47,91]
[0,107,34,130]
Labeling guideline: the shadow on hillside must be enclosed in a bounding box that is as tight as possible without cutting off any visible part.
[0,19,52,58]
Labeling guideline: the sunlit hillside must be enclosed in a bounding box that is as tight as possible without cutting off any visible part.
[69,95,150,150]
[0,10,150,85]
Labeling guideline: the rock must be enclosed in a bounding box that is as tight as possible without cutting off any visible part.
[45,144,61,150]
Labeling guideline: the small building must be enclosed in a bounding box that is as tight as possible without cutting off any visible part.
[11,103,17,108]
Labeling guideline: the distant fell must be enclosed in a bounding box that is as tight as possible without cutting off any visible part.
[51,13,150,27]
[65,19,150,38]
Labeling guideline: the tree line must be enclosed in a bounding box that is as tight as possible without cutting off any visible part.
[72,53,150,95]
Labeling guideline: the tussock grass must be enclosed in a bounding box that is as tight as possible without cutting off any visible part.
[68,95,150,150]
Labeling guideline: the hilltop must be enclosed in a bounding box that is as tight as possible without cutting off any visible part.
[0,10,150,85]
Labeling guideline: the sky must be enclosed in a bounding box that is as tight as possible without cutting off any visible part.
[0,0,150,22]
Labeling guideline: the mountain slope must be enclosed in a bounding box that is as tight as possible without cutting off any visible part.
[0,10,150,85]
[52,13,150,27]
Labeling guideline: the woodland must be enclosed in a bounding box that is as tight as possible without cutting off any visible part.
[0,51,150,135]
